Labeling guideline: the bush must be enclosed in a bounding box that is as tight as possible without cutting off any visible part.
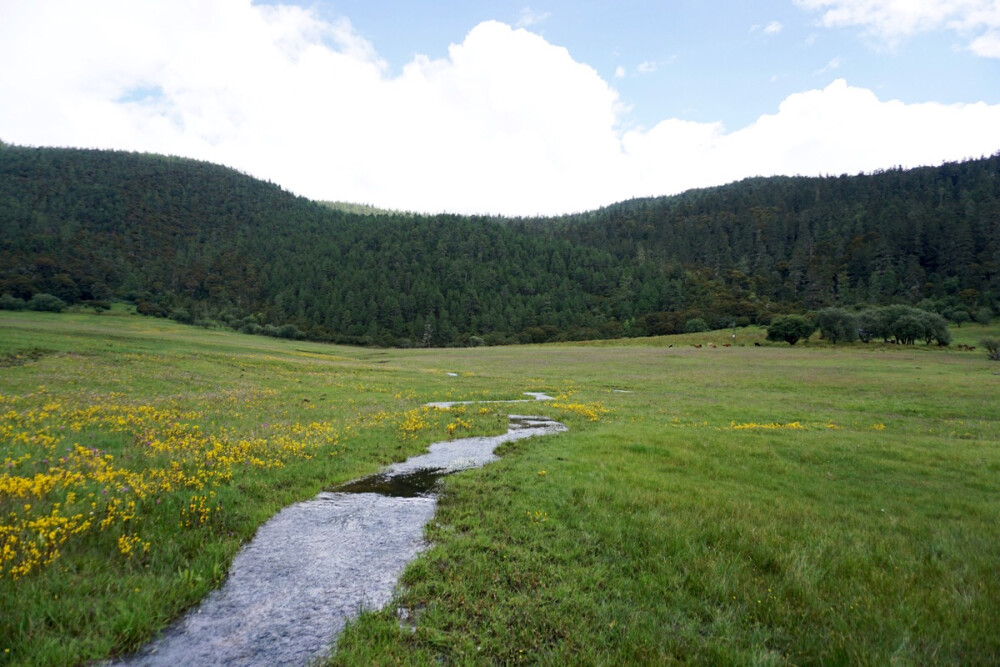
[974,308,993,325]
[169,308,194,324]
[922,312,952,346]
[948,309,971,327]
[276,324,304,339]
[982,338,1000,361]
[27,293,67,313]
[892,315,927,345]
[238,323,263,336]
[814,307,859,343]
[684,318,708,333]
[766,315,815,346]
[857,305,952,345]
[0,293,26,311]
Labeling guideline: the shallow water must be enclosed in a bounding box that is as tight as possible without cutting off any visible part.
[112,399,565,667]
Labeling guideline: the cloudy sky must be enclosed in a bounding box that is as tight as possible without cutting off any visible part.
[1,0,999,216]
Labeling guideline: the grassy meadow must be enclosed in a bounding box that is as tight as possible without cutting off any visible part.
[1,308,998,665]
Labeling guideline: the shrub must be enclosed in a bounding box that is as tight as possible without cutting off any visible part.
[27,293,67,313]
[814,307,859,343]
[857,305,952,345]
[922,312,952,346]
[684,318,708,333]
[974,308,993,325]
[135,300,167,317]
[948,309,971,327]
[276,324,304,339]
[981,338,1000,361]
[238,322,263,335]
[0,293,26,311]
[169,308,194,324]
[890,315,926,345]
[766,315,815,346]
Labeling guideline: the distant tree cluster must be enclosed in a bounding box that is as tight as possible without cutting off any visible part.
[766,315,815,345]
[766,305,953,346]
[0,292,66,312]
[1,145,997,346]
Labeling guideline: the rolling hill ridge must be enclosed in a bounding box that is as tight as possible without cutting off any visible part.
[1,143,997,345]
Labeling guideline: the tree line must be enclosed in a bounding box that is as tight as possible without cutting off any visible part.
[1,144,997,345]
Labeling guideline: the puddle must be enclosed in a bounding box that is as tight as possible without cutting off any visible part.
[111,397,565,667]
[425,391,555,409]
[333,467,448,497]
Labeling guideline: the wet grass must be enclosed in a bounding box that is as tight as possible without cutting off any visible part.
[2,310,999,664]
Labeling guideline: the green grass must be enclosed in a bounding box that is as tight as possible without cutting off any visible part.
[2,310,999,665]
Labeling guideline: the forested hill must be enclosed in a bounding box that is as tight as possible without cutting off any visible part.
[1,143,998,346]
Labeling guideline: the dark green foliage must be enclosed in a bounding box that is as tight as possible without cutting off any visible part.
[26,293,67,312]
[855,305,951,345]
[0,293,26,310]
[891,314,926,345]
[169,308,194,324]
[974,307,993,325]
[949,309,971,326]
[921,312,952,346]
[982,338,1000,360]
[684,318,708,333]
[2,145,998,345]
[766,315,815,345]
[814,307,859,343]
[275,324,304,340]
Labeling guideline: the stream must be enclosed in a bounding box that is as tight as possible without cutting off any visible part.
[112,394,566,666]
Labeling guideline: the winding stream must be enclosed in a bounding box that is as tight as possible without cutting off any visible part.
[113,394,566,666]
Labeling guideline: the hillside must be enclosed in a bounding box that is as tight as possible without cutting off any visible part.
[1,144,997,345]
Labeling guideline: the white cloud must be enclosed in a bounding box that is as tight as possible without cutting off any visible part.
[515,7,551,28]
[623,79,1000,199]
[814,56,843,73]
[614,65,626,79]
[1,2,999,216]
[751,20,783,35]
[796,0,1000,57]
[636,60,658,74]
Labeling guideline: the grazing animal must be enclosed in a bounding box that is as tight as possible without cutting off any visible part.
[693,343,702,348]
[723,343,731,347]
[708,343,717,348]
[754,342,761,347]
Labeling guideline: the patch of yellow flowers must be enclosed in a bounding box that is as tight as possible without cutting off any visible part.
[729,421,807,431]
[550,401,610,422]
[0,388,345,580]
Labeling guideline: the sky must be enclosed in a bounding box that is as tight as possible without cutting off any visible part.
[1,0,999,216]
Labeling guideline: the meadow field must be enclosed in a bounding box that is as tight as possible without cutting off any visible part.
[1,309,998,665]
